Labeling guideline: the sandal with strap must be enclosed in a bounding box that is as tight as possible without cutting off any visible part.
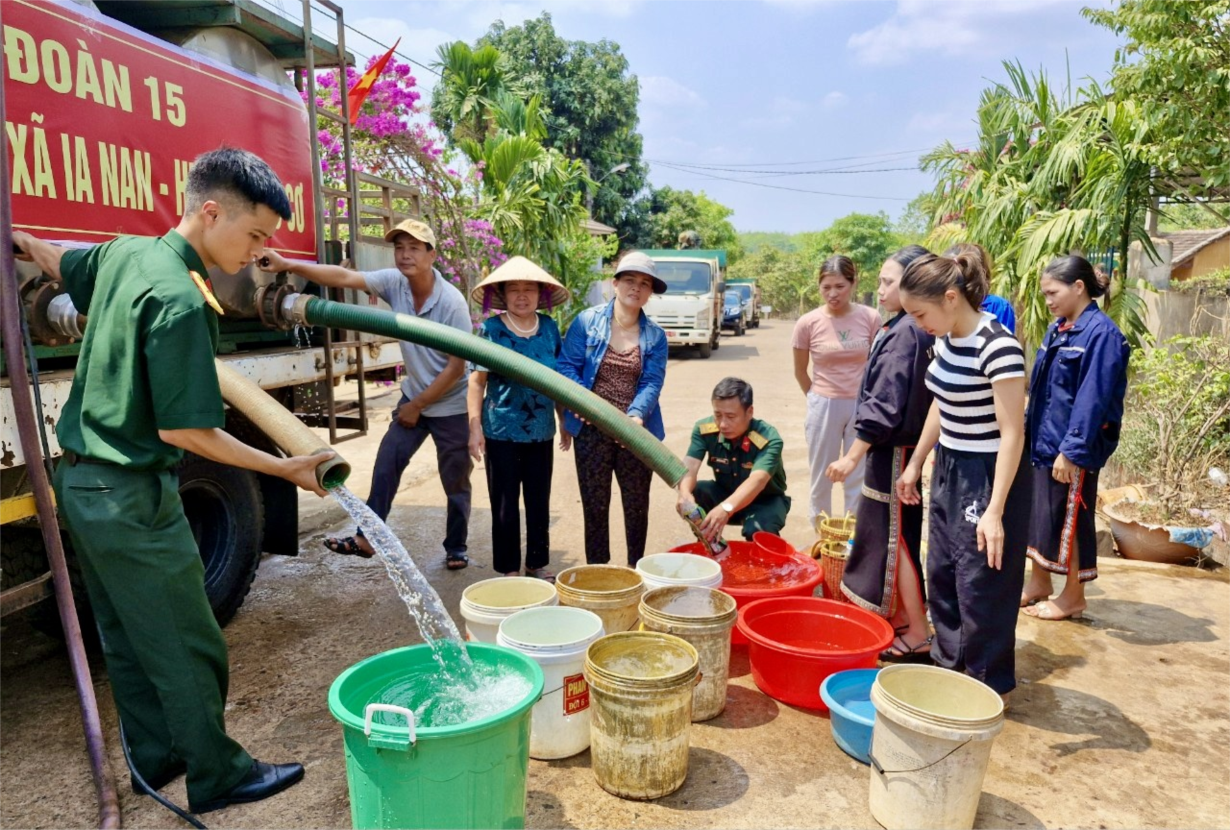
[526,567,556,584]
[323,536,373,559]
[446,551,470,571]
[880,635,933,664]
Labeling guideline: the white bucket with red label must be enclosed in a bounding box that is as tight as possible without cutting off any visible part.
[497,606,606,759]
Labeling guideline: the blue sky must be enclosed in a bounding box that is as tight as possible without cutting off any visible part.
[280,0,1126,233]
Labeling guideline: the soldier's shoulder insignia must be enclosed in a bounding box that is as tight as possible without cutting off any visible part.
[748,430,768,449]
[190,270,224,315]
[699,420,720,435]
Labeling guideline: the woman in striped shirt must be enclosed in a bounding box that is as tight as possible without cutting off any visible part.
[895,251,1030,700]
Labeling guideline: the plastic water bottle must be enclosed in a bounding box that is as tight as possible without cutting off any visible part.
[680,500,729,557]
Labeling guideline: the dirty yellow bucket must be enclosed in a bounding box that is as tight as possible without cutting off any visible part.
[555,565,644,634]
[584,632,699,800]
[638,587,737,721]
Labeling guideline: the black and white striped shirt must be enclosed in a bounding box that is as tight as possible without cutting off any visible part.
[925,312,1025,452]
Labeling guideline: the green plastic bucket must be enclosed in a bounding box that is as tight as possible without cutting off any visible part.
[328,644,545,829]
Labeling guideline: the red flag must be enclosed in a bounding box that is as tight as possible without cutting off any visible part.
[347,39,400,125]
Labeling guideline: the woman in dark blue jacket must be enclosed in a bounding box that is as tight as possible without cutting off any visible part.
[558,251,669,567]
[1022,255,1130,621]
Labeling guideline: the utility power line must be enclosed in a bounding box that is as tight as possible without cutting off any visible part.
[653,162,913,201]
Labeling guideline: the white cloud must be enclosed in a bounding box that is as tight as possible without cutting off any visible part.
[905,110,972,137]
[461,0,641,29]
[821,91,847,110]
[640,75,706,109]
[758,0,838,10]
[740,95,809,129]
[848,0,1074,66]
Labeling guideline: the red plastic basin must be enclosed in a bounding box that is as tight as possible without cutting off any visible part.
[669,541,823,644]
[736,597,894,710]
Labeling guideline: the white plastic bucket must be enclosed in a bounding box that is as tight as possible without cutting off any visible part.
[459,577,558,643]
[497,606,606,759]
[635,553,723,592]
[868,664,1005,830]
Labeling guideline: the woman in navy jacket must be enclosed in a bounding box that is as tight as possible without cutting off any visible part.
[558,251,669,567]
[1022,255,1130,621]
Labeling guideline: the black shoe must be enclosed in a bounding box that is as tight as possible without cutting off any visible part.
[188,760,305,814]
[131,759,187,794]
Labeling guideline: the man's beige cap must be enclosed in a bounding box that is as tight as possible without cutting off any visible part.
[384,218,436,248]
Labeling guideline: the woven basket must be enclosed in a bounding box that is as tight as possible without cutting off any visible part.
[812,539,851,603]
[817,511,856,544]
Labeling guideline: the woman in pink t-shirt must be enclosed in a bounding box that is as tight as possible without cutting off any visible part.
[792,255,882,526]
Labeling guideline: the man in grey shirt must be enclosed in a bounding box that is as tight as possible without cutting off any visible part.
[260,218,474,568]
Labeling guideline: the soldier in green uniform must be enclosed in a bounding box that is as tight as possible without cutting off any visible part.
[13,148,329,815]
[677,377,791,541]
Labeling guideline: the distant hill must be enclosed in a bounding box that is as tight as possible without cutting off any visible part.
[739,232,803,254]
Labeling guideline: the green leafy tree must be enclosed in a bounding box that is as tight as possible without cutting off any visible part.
[809,212,901,297]
[1083,0,1230,195]
[727,247,814,318]
[431,42,520,145]
[738,232,802,254]
[922,62,1153,349]
[469,13,649,240]
[894,193,936,244]
[1156,200,1230,231]
[635,186,743,262]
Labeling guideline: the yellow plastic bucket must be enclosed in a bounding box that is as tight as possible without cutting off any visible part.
[638,586,737,721]
[584,632,699,800]
[555,565,644,634]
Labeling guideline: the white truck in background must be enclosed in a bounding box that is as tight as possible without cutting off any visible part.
[641,249,725,359]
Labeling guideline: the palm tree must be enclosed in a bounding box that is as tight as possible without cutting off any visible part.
[922,61,1154,349]
[432,42,519,144]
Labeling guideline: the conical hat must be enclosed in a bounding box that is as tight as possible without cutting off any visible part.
[470,256,571,311]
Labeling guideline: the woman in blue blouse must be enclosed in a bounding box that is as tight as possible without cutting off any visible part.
[558,251,669,567]
[468,257,571,581]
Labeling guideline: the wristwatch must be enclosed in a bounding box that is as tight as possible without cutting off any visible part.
[721,501,735,514]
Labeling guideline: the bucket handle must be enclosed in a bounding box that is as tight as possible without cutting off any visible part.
[869,739,970,777]
[364,703,416,750]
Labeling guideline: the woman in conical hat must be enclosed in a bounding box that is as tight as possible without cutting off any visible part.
[467,257,571,582]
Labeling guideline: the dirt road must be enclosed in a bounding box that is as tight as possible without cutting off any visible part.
[2,320,1227,828]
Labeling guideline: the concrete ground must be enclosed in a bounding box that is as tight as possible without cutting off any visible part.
[2,320,1228,829]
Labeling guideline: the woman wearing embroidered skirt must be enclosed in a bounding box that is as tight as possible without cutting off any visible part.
[1021,255,1130,621]
[826,246,935,658]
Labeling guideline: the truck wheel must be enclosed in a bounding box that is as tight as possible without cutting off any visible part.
[697,341,713,359]
[736,319,746,336]
[177,453,264,627]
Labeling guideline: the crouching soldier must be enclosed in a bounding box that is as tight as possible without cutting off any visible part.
[677,377,791,542]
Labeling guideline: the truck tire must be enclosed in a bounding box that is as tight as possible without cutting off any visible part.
[697,341,713,359]
[1,526,49,592]
[177,453,264,627]
[736,318,746,336]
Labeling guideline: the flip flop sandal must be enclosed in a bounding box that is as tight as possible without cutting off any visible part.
[446,552,470,571]
[880,635,933,663]
[323,536,373,559]
[1025,600,1083,621]
[526,567,556,584]
[1019,593,1050,608]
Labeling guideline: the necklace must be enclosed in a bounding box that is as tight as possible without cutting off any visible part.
[504,312,539,336]
[614,313,639,332]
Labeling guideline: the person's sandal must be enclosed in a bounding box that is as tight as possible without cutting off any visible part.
[880,635,933,663]
[446,551,470,571]
[323,536,373,559]
[526,567,555,584]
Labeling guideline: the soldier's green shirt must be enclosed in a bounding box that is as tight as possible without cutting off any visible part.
[686,416,787,497]
[57,231,224,470]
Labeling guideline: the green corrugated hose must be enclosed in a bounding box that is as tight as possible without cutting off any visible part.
[300,296,687,486]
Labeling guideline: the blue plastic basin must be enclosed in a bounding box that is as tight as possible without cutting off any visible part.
[819,668,880,764]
